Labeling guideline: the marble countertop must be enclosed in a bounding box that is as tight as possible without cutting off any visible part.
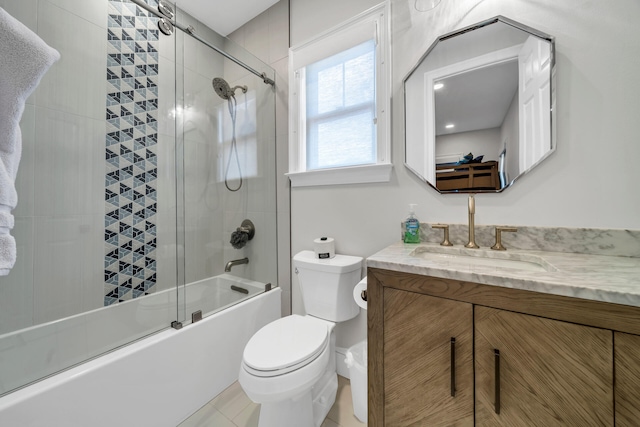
[367,242,640,308]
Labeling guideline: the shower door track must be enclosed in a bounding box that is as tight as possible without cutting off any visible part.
[129,0,276,87]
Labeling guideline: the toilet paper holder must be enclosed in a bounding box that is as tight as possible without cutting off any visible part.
[354,277,368,309]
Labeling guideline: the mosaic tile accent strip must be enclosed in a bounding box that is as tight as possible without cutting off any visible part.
[104,0,160,306]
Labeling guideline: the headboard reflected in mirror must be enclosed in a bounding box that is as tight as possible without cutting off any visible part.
[404,16,556,193]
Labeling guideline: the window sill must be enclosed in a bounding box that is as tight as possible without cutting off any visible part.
[286,163,393,188]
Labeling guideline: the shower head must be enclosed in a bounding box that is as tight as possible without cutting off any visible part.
[212,77,232,100]
[212,77,247,100]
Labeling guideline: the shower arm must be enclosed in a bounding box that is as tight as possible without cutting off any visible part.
[231,85,248,94]
[129,0,275,87]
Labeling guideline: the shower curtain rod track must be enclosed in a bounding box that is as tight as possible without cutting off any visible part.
[129,0,276,87]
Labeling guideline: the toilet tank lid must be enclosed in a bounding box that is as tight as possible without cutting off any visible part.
[294,250,362,273]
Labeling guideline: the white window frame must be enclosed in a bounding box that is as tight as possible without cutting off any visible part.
[287,2,392,187]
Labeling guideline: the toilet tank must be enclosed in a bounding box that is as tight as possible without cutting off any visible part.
[293,250,363,322]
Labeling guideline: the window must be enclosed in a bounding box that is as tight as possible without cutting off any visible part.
[288,3,391,187]
[306,40,376,170]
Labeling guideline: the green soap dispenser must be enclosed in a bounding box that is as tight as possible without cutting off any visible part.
[404,204,420,243]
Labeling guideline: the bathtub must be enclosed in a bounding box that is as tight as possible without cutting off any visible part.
[0,275,281,426]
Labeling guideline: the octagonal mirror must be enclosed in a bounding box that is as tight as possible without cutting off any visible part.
[404,16,556,193]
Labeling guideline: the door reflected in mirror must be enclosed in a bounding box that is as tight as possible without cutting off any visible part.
[404,16,555,193]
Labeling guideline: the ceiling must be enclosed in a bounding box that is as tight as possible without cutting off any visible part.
[434,60,519,136]
[175,0,280,36]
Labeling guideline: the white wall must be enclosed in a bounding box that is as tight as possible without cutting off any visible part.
[436,128,501,162]
[289,0,640,348]
[290,0,383,45]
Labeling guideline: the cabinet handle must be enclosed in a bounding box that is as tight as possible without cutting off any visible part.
[450,337,456,397]
[494,349,501,415]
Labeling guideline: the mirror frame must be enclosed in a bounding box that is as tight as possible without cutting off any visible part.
[403,16,556,194]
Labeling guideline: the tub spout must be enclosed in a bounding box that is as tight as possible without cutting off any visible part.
[225,257,249,272]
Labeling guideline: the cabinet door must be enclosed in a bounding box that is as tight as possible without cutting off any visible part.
[475,306,613,426]
[615,332,640,425]
[384,288,473,426]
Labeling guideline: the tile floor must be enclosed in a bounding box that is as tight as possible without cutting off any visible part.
[178,375,366,427]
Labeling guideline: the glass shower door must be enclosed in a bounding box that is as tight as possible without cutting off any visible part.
[174,8,278,325]
[0,0,180,396]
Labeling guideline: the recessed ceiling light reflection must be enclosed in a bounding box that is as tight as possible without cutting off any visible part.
[445,124,455,129]
[434,83,444,90]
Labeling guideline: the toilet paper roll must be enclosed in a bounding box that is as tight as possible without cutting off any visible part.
[353,277,367,310]
[313,237,335,259]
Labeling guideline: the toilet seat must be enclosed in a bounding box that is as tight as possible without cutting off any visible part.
[243,315,329,377]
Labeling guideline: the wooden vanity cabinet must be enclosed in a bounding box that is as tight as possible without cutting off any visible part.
[368,268,640,427]
[614,332,640,426]
[475,306,613,426]
[384,288,473,426]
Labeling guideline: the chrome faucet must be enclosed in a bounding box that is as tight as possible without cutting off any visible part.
[465,194,479,249]
[225,257,249,272]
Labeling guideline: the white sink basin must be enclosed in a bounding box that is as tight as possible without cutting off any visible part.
[409,245,557,273]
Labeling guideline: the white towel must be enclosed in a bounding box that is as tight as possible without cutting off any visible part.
[0,232,15,275]
[0,7,60,276]
[0,207,14,230]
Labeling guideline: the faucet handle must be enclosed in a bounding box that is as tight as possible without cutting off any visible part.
[491,226,518,251]
[431,224,453,246]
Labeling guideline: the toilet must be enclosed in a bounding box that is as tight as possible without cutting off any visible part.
[238,250,363,427]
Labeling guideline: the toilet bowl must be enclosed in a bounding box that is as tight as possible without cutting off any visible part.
[238,251,363,427]
[239,315,338,427]
[239,315,332,404]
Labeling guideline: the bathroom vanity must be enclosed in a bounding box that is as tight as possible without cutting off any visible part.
[390,9,640,424]
[366,240,640,426]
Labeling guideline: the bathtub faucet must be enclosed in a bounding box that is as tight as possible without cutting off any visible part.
[225,257,249,272]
